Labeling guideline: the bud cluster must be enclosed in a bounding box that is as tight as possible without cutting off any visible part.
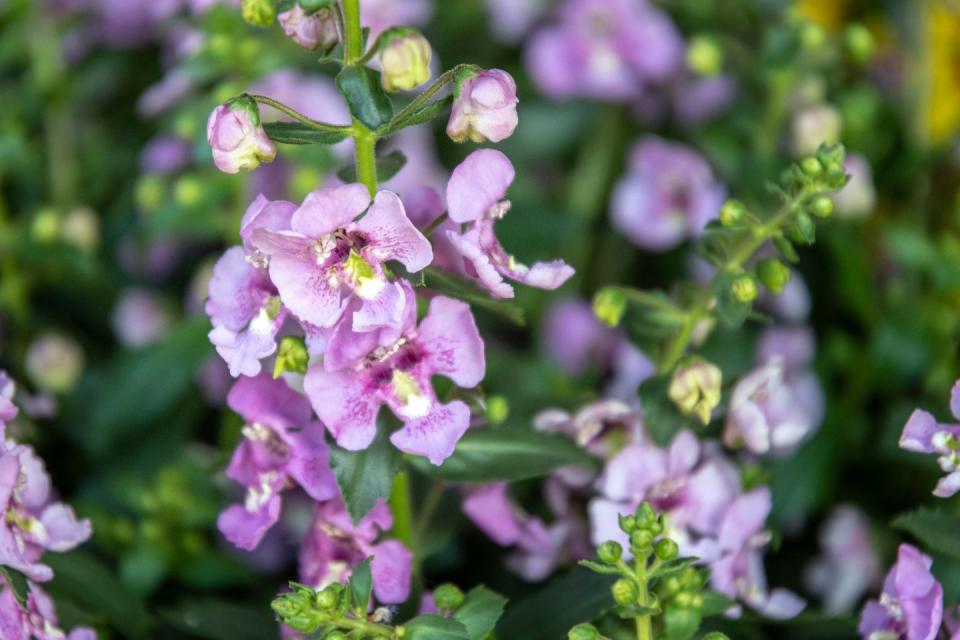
[272,581,399,638]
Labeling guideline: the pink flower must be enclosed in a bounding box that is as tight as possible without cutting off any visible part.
[805,505,881,615]
[0,579,95,640]
[278,5,338,50]
[859,544,943,640]
[899,379,960,497]
[447,69,519,144]
[444,149,574,299]
[304,296,484,464]
[206,101,277,174]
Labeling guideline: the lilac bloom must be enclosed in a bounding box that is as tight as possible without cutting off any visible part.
[672,75,738,126]
[534,399,642,472]
[304,296,485,464]
[206,246,285,378]
[253,185,432,331]
[0,373,16,434]
[899,380,960,497]
[111,288,172,348]
[140,135,192,174]
[610,136,725,251]
[485,0,548,43]
[207,101,277,174]
[445,149,574,299]
[360,0,432,39]
[805,505,881,615]
[859,544,943,640]
[447,69,519,144]
[239,193,298,264]
[833,153,876,219]
[298,498,412,605]
[278,5,338,51]
[0,579,96,640]
[217,374,338,551]
[400,187,460,273]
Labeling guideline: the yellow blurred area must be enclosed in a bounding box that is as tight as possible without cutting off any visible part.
[796,0,851,31]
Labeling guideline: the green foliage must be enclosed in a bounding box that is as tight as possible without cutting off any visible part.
[330,419,403,523]
[336,66,395,131]
[263,122,351,145]
[337,150,407,183]
[893,509,960,559]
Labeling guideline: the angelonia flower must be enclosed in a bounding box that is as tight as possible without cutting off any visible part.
[525,0,683,101]
[360,0,432,40]
[899,379,960,497]
[24,333,84,395]
[379,29,432,92]
[207,97,277,174]
[278,4,338,51]
[791,104,842,157]
[443,149,574,299]
[140,135,192,174]
[859,544,943,640]
[610,136,726,251]
[484,0,548,44]
[447,69,519,144]
[0,580,95,640]
[832,153,876,218]
[668,358,722,425]
[805,505,881,615]
[112,288,172,348]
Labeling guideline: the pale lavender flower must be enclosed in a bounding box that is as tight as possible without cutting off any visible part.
[859,544,943,640]
[0,579,95,640]
[672,75,738,126]
[805,505,881,615]
[360,0,432,39]
[610,136,725,251]
[304,296,484,465]
[298,498,412,605]
[217,374,338,551]
[447,69,519,144]
[278,5,338,50]
[833,153,876,219]
[24,333,84,395]
[252,185,432,330]
[206,101,277,174]
[112,288,172,348]
[791,104,842,157]
[0,373,16,434]
[485,0,548,43]
[444,149,574,299]
[137,69,194,118]
[140,135,192,174]
[899,380,960,497]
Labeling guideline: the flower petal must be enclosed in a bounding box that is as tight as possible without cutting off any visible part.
[389,400,471,465]
[446,149,515,223]
[418,296,485,388]
[356,191,433,272]
[304,366,380,450]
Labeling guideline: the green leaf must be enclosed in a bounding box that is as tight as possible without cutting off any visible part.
[410,428,594,482]
[663,606,702,640]
[637,376,696,446]
[577,560,622,575]
[496,567,615,640]
[337,150,406,183]
[893,508,960,558]
[263,121,350,145]
[0,567,29,607]
[700,591,736,617]
[403,614,470,640]
[336,66,394,131]
[46,552,153,638]
[420,268,525,326]
[349,558,373,612]
[160,598,278,640]
[772,235,799,263]
[380,96,454,136]
[329,417,402,523]
[710,271,751,330]
[453,586,507,640]
[240,0,275,26]
[650,557,699,579]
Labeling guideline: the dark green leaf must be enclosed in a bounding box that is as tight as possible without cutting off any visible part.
[0,567,29,607]
[380,96,454,136]
[613,604,658,619]
[349,558,373,612]
[701,591,736,617]
[263,121,350,145]
[497,567,615,640]
[410,428,593,482]
[664,606,702,640]
[651,557,699,578]
[772,236,799,263]
[329,417,402,523]
[637,377,696,446]
[403,614,470,640]
[337,150,406,183]
[453,586,507,640]
[893,508,960,558]
[160,598,278,640]
[577,560,622,575]
[336,66,394,131]
[420,268,525,326]
[711,271,751,330]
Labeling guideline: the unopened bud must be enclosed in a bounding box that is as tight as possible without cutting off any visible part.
[274,336,309,378]
[799,22,826,51]
[447,67,518,143]
[485,395,509,425]
[434,584,465,611]
[844,24,874,63]
[668,358,722,425]
[810,194,834,218]
[278,5,338,50]
[241,0,275,26]
[612,579,639,605]
[731,274,758,303]
[25,332,84,394]
[380,29,432,92]
[316,588,338,609]
[635,503,656,527]
[630,530,654,550]
[618,514,638,534]
[597,541,623,564]
[654,539,679,561]
[568,623,600,640]
[686,35,723,76]
[206,96,276,174]
[789,210,816,245]
[593,287,627,328]
[756,258,791,294]
[800,157,823,176]
[719,199,746,227]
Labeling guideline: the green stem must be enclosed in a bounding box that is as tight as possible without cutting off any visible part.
[422,212,449,237]
[635,556,652,640]
[413,480,445,551]
[248,94,353,133]
[341,0,364,63]
[353,124,378,195]
[338,615,395,638]
[382,64,473,134]
[388,472,414,549]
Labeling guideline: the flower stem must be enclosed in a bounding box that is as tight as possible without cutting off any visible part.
[388,471,413,549]
[341,0,364,63]
[248,94,352,133]
[340,0,379,195]
[635,556,652,640]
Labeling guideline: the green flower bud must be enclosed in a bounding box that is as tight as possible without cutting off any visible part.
[618,514,638,534]
[635,503,656,527]
[485,395,510,425]
[31,208,60,242]
[664,576,682,594]
[597,541,623,564]
[174,176,204,208]
[593,287,628,328]
[680,567,704,591]
[799,22,826,51]
[434,584,466,611]
[702,633,731,640]
[690,594,704,609]
[325,632,348,640]
[810,194,834,218]
[135,176,165,213]
[719,199,746,227]
[612,579,640,606]
[673,591,693,608]
[379,29,432,92]
[274,336,310,377]
[649,516,664,536]
[686,35,723,76]
[789,210,816,245]
[654,538,679,561]
[800,157,823,176]
[756,258,791,294]
[568,623,600,640]
[316,588,338,609]
[731,274,758,303]
[844,24,874,63]
[630,530,654,550]
[241,0,275,26]
[669,358,722,425]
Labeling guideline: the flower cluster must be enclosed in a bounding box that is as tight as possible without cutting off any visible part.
[0,373,94,639]
[859,544,947,640]
[899,379,960,497]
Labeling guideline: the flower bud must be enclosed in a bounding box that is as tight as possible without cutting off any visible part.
[274,336,310,378]
[326,633,347,640]
[278,5,338,50]
[206,97,276,174]
[31,208,60,242]
[673,591,693,608]
[791,105,841,157]
[799,22,826,51]
[618,514,638,534]
[316,588,338,609]
[241,0,275,26]
[719,199,746,227]
[485,395,510,425]
[611,579,639,606]
[635,502,656,527]
[434,584,465,611]
[664,577,682,594]
[630,530,654,550]
[668,358,722,425]
[686,35,722,76]
[568,623,600,640]
[731,274,758,303]
[810,194,834,218]
[447,68,519,143]
[380,29,432,92]
[597,541,623,564]
[789,210,816,245]
[593,287,627,328]
[756,258,791,294]
[654,539,679,561]
[25,332,84,394]
[844,24,874,63]
[800,157,823,176]
[702,633,731,640]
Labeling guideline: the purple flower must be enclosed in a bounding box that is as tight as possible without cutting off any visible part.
[278,5,338,51]
[304,295,484,464]
[217,374,338,551]
[610,136,725,251]
[360,0,432,39]
[140,135,192,174]
[0,445,91,582]
[298,498,412,605]
[485,0,548,43]
[206,101,277,174]
[805,505,881,615]
[833,153,876,219]
[899,380,960,497]
[859,544,943,640]
[253,185,432,331]
[0,373,16,435]
[445,149,574,299]
[0,579,95,640]
[525,0,683,101]
[447,69,519,144]
[112,288,172,348]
